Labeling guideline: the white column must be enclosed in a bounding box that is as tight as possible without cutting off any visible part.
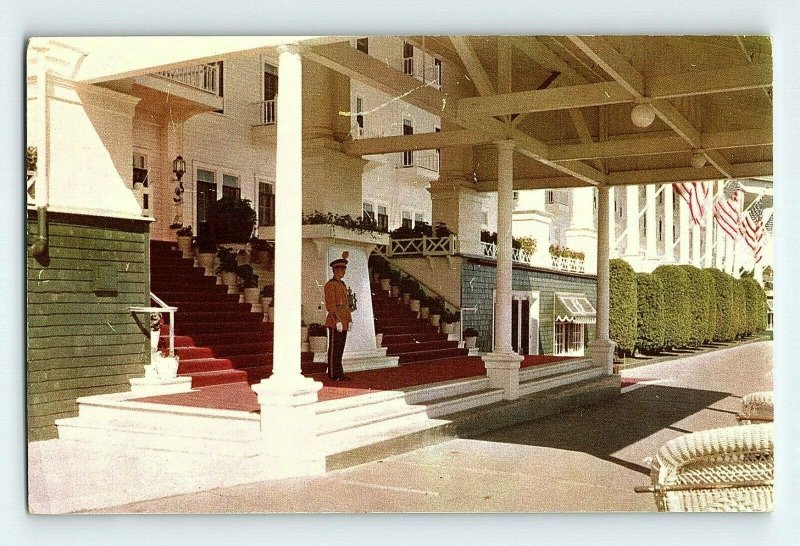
[608,187,617,257]
[252,43,323,478]
[678,196,690,264]
[623,185,640,270]
[494,140,515,355]
[588,185,615,373]
[691,223,702,266]
[715,181,725,270]
[565,187,598,273]
[662,184,675,263]
[482,140,523,400]
[704,188,714,268]
[645,184,657,269]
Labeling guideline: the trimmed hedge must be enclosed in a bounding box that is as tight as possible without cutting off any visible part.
[740,277,768,335]
[609,259,637,356]
[706,268,736,342]
[699,269,718,344]
[652,265,692,348]
[732,279,747,338]
[680,265,711,346]
[635,272,665,353]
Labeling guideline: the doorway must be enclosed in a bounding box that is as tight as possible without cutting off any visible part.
[492,290,540,355]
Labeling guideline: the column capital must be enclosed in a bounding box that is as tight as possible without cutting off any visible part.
[276,42,303,56]
[495,139,516,151]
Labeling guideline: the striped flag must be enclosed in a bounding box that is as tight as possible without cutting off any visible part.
[714,180,743,239]
[673,181,711,225]
[741,200,765,263]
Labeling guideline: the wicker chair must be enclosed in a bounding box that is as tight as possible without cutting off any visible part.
[737,391,774,424]
[636,424,774,512]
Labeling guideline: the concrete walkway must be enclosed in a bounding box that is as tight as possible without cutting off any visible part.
[94,340,773,513]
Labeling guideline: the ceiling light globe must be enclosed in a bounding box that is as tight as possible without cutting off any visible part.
[631,103,656,128]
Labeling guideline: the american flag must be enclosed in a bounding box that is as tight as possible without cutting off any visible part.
[673,181,710,225]
[741,199,765,263]
[714,180,743,240]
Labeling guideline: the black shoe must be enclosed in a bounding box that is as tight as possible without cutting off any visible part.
[333,375,351,382]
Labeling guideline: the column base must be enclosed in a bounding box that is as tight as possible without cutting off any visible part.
[482,352,524,400]
[587,338,616,375]
[129,376,192,396]
[251,375,325,477]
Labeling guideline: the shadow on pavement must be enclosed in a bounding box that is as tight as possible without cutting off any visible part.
[472,385,730,475]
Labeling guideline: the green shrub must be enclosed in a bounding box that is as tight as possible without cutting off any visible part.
[652,265,692,348]
[679,265,710,346]
[740,277,767,336]
[699,269,717,343]
[635,272,665,353]
[609,259,637,356]
[731,278,747,338]
[706,268,735,341]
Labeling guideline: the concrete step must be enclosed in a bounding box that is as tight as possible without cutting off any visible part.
[519,363,606,398]
[519,357,593,383]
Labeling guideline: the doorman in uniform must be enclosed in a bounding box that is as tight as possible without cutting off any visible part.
[325,252,354,381]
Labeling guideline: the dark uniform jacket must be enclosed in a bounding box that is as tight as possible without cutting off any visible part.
[324,278,353,329]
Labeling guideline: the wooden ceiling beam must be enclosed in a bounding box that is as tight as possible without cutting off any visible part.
[449,36,496,97]
[606,161,772,186]
[342,129,494,156]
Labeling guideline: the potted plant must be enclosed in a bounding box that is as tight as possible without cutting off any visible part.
[176,225,193,257]
[265,298,275,322]
[409,287,424,314]
[250,236,273,266]
[464,327,479,349]
[195,233,217,273]
[517,236,536,261]
[308,323,328,353]
[237,264,260,305]
[440,309,461,335]
[260,284,275,309]
[428,299,444,327]
[374,324,384,347]
[301,319,309,344]
[207,195,257,244]
[389,270,401,298]
[433,222,453,238]
[420,295,433,319]
[400,277,418,305]
[216,247,239,291]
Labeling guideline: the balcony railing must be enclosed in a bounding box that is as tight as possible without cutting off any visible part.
[377,235,458,258]
[157,64,219,94]
[550,255,586,273]
[402,55,442,88]
[260,99,276,125]
[400,149,439,172]
[481,242,534,265]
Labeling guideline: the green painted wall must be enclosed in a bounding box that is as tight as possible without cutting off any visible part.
[27,211,150,441]
[461,259,597,354]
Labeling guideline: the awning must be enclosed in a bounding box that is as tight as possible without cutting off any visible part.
[555,293,596,324]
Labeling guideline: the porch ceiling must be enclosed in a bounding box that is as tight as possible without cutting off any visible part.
[341,35,773,190]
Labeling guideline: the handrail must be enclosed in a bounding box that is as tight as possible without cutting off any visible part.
[130,291,178,357]
[373,254,460,313]
[156,63,219,94]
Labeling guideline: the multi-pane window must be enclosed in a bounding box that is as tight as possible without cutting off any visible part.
[356,38,369,54]
[211,61,224,113]
[376,205,388,232]
[433,58,442,85]
[402,119,414,166]
[196,169,216,223]
[363,201,374,221]
[482,211,489,228]
[222,174,240,199]
[355,96,364,136]
[554,322,584,355]
[403,42,414,75]
[546,190,555,204]
[132,153,150,216]
[258,182,275,227]
[658,218,664,242]
[414,212,424,226]
[402,211,413,229]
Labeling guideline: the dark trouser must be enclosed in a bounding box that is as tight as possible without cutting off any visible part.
[327,327,348,379]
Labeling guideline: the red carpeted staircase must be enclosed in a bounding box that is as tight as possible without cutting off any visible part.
[371,283,470,365]
[150,241,322,387]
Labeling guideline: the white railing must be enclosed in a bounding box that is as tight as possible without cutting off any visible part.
[399,149,439,172]
[481,241,534,265]
[402,54,441,88]
[260,99,276,125]
[157,64,219,94]
[129,292,178,357]
[388,235,457,257]
[550,255,586,273]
